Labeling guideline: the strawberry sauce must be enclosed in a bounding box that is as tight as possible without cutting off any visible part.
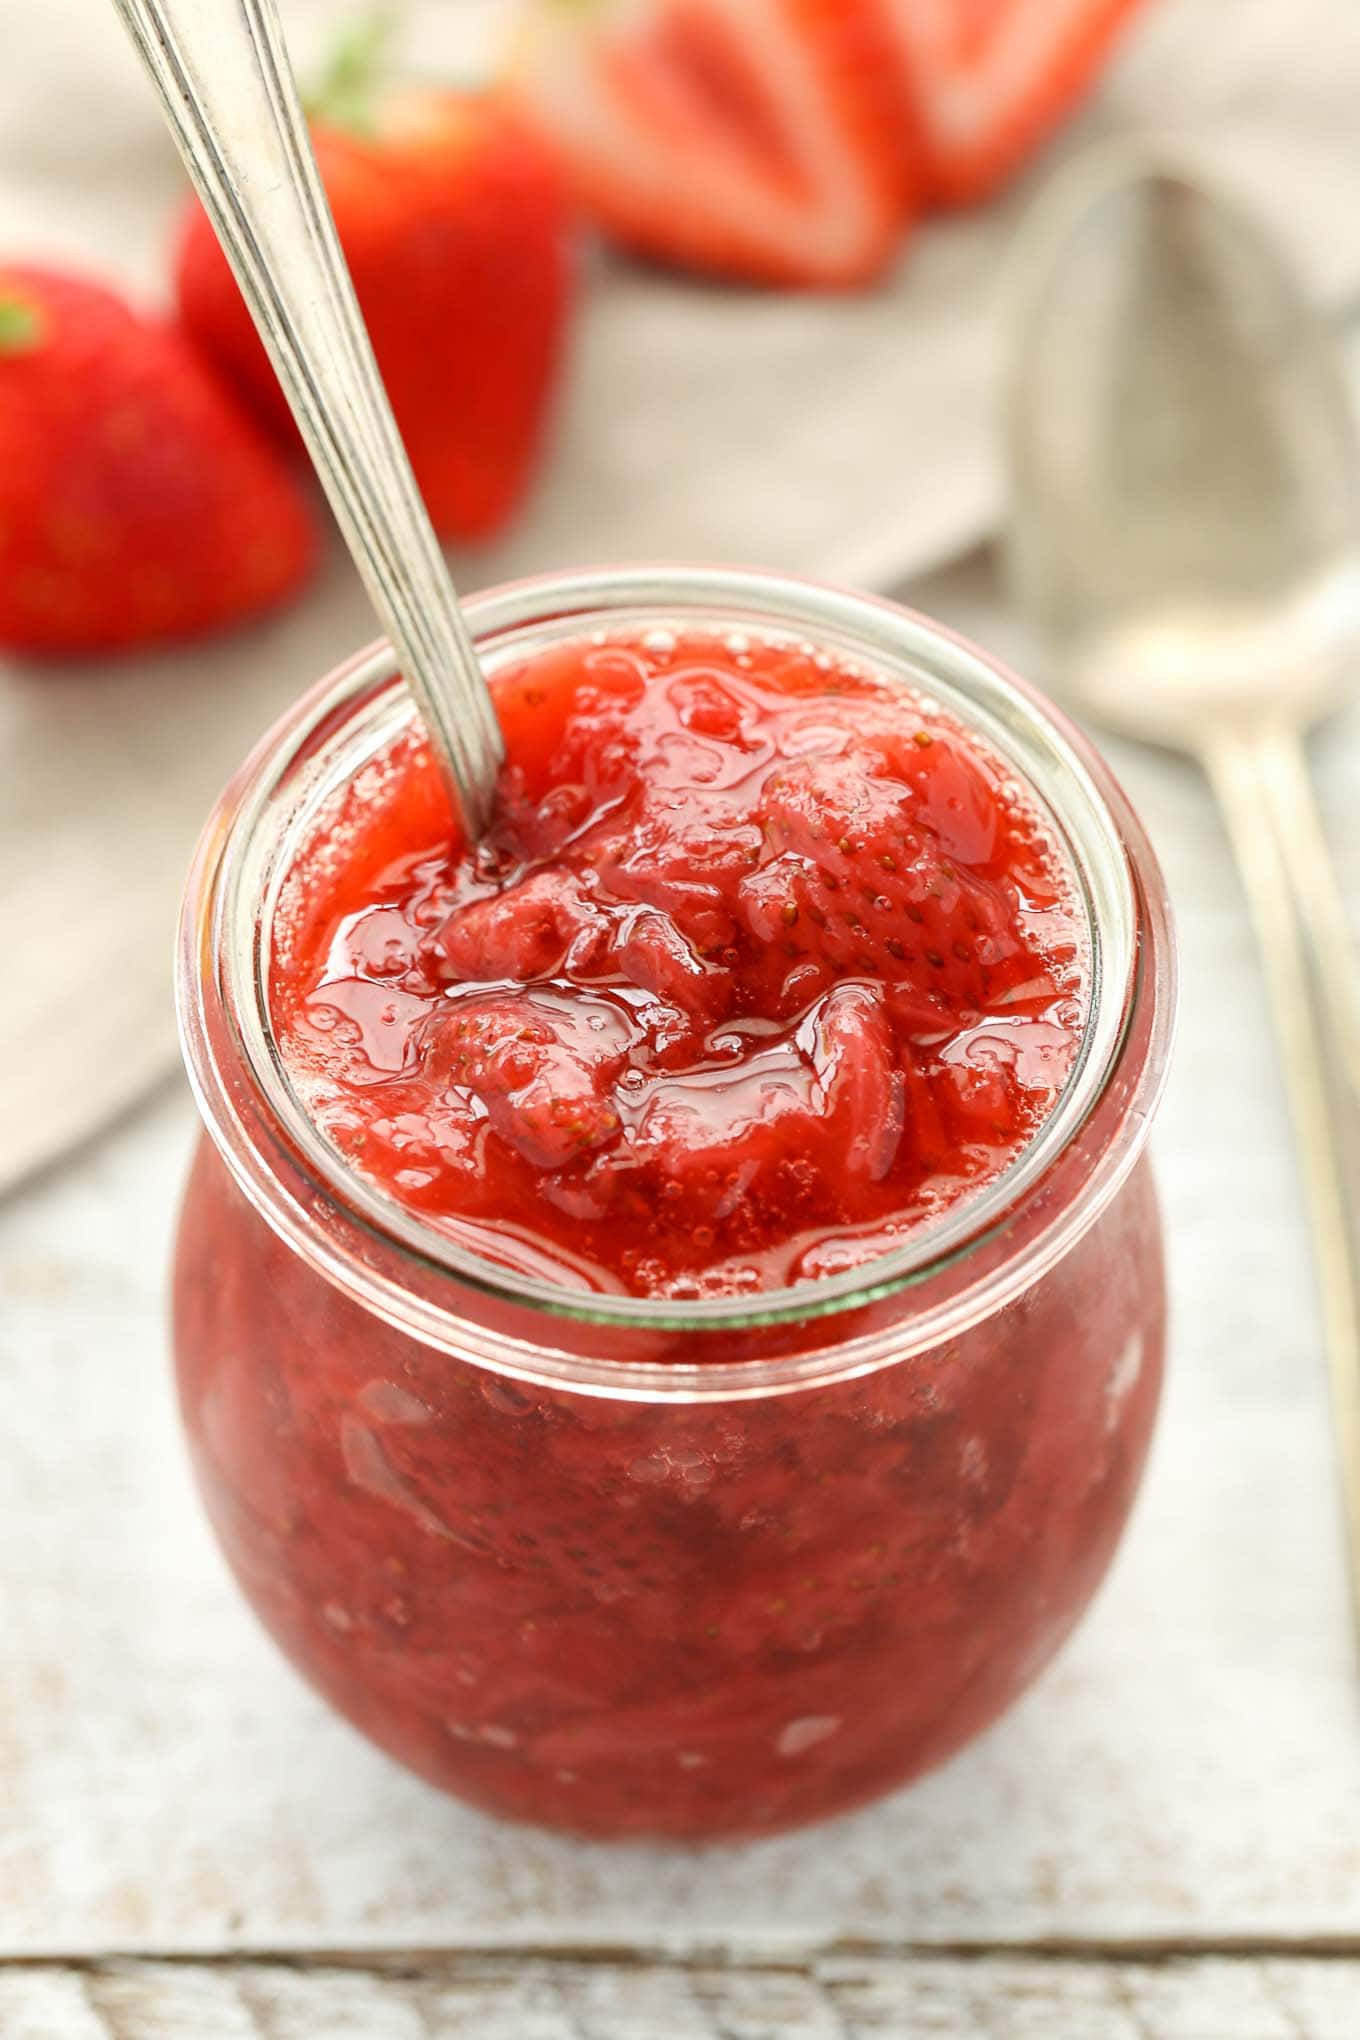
[173,603,1167,1841]
[271,626,1086,1297]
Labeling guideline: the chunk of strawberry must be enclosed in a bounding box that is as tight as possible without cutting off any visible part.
[589,801,764,957]
[619,981,900,1219]
[868,0,1146,207]
[936,1057,1028,1146]
[934,1016,1067,1148]
[626,1033,823,1213]
[901,1052,953,1174]
[810,982,905,1184]
[426,990,631,1169]
[431,870,604,983]
[508,0,911,288]
[741,752,1033,1025]
[863,726,1004,865]
[611,907,733,1024]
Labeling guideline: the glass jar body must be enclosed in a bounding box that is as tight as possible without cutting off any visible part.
[172,566,1175,1840]
[173,1138,1164,1840]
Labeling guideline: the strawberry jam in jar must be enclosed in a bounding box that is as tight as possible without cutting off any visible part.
[174,566,1175,1840]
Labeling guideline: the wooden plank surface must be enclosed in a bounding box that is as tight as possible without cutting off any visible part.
[4,560,1360,1970]
[4,1954,1360,2040]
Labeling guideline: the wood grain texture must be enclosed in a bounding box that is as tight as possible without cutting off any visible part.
[3,1956,1360,2040]
[5,585,1360,1972]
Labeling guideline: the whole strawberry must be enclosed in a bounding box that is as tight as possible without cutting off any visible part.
[0,268,318,657]
[175,46,573,544]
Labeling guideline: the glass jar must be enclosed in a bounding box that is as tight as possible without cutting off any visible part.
[173,565,1175,1842]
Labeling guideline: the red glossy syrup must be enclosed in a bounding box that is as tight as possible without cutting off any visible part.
[271,626,1087,1298]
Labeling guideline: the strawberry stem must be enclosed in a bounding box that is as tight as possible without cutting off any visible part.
[305,11,396,135]
[0,294,42,354]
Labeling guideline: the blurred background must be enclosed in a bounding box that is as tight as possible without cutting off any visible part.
[4,1,1360,2033]
[2,0,1359,1185]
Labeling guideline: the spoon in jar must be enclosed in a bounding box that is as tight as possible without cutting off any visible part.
[111,0,504,840]
[1005,150,1360,1639]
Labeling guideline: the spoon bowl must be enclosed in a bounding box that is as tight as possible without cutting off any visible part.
[1007,155,1360,744]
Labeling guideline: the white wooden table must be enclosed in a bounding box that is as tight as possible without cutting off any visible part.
[4,557,1360,2037]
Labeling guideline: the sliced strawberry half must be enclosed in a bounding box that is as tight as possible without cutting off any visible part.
[869,0,1145,206]
[508,0,911,287]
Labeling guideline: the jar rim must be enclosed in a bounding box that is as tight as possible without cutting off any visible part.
[178,564,1176,1392]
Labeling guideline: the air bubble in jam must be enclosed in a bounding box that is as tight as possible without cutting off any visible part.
[270,626,1089,1299]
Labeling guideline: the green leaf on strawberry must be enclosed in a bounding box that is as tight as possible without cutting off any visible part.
[0,293,43,355]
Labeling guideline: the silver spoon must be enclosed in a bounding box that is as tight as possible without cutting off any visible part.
[1005,150,1360,1637]
[111,0,504,839]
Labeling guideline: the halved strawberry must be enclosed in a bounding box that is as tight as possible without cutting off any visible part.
[508,0,911,288]
[868,0,1146,206]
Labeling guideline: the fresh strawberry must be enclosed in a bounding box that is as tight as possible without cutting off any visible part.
[867,0,1146,206]
[0,268,317,657]
[175,58,572,542]
[508,0,912,288]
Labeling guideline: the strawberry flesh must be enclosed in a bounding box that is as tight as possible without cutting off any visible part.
[426,990,630,1171]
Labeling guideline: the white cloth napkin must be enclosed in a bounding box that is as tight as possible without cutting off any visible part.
[2,0,1359,1191]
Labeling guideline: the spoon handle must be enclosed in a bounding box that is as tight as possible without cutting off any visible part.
[1205,725,1360,1639]
[111,0,503,839]
[1255,732,1360,1098]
